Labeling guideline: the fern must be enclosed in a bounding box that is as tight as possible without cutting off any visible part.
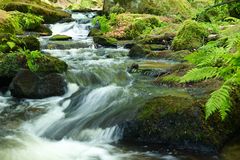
[180,67,219,83]
[205,84,232,120]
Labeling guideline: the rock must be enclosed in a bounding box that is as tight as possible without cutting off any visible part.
[0,34,40,53]
[2,1,71,23]
[127,63,139,73]
[10,69,67,99]
[20,36,40,51]
[144,44,167,51]
[124,43,135,49]
[171,20,209,51]
[0,51,68,78]
[121,92,240,154]
[93,36,117,48]
[128,44,150,58]
[35,24,52,36]
[50,34,72,41]
[43,41,92,50]
[88,28,102,37]
[58,17,75,23]
[208,34,220,41]
[147,50,191,62]
[139,33,176,45]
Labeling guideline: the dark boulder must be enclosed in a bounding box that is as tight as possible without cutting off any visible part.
[93,36,117,48]
[128,44,150,58]
[121,93,240,154]
[20,36,40,51]
[10,69,67,99]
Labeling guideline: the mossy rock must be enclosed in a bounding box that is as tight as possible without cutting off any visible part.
[0,34,40,53]
[121,93,240,153]
[0,51,67,78]
[147,50,191,61]
[35,24,52,36]
[171,20,209,51]
[93,36,117,48]
[1,2,71,23]
[49,34,72,41]
[128,44,151,58]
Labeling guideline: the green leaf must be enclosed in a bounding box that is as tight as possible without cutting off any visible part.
[7,41,16,49]
[180,67,219,83]
[205,84,232,120]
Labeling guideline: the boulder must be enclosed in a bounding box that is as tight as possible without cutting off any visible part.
[50,34,72,41]
[20,36,40,51]
[128,44,150,58]
[35,24,52,36]
[2,2,71,23]
[10,69,67,99]
[171,20,209,51]
[0,51,68,78]
[121,92,240,154]
[0,34,40,53]
[93,36,117,48]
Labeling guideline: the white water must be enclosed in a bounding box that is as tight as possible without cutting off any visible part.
[0,12,183,160]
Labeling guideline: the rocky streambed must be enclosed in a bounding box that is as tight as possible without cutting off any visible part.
[0,11,239,160]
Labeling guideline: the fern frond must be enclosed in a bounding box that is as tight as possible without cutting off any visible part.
[205,84,232,120]
[180,67,219,83]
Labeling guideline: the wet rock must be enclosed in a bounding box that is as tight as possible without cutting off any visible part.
[43,41,92,50]
[35,24,52,36]
[58,17,75,23]
[128,44,150,58]
[77,19,91,24]
[127,63,139,73]
[50,34,72,41]
[121,91,240,154]
[10,69,67,99]
[207,34,220,41]
[93,36,117,48]
[124,43,135,49]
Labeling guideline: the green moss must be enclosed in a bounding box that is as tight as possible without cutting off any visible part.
[49,34,72,41]
[0,51,67,77]
[110,4,126,14]
[172,20,209,51]
[0,34,40,53]
[10,11,43,30]
[1,1,71,23]
[125,17,166,39]
[68,0,103,11]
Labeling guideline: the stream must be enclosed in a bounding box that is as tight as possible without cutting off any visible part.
[0,12,220,160]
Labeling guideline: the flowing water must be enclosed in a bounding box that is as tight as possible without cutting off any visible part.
[0,12,219,160]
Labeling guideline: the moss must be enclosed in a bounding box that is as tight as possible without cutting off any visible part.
[21,36,40,51]
[0,34,40,53]
[138,0,193,19]
[49,34,72,41]
[0,51,67,77]
[1,1,71,23]
[93,36,117,48]
[68,0,103,11]
[109,4,126,14]
[131,92,240,152]
[10,11,43,31]
[125,16,166,39]
[171,20,209,51]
